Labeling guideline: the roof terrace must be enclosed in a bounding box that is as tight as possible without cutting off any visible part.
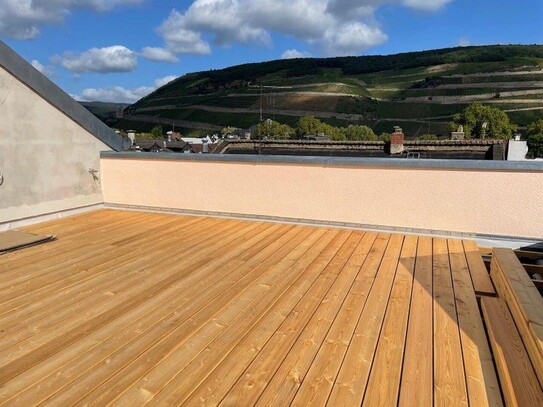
[0,209,518,405]
[2,39,543,406]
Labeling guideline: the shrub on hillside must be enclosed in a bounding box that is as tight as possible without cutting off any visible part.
[417,133,439,140]
[255,120,294,139]
[527,134,543,158]
[343,125,377,141]
[451,102,516,139]
[378,132,391,142]
[526,119,543,158]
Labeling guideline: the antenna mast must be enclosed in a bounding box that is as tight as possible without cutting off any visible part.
[259,84,263,122]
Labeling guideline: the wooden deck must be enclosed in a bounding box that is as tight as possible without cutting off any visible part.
[0,209,503,406]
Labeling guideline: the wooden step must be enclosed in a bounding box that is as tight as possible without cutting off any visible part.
[463,240,496,296]
[481,297,543,406]
[490,248,543,386]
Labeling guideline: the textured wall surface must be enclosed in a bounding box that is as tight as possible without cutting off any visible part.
[0,66,109,224]
[101,156,543,239]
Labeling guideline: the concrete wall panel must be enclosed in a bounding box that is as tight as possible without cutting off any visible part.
[0,66,109,224]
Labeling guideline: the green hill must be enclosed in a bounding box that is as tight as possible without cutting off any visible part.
[80,102,129,122]
[114,45,543,137]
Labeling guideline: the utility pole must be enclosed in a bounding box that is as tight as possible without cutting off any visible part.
[259,84,263,155]
[259,84,263,123]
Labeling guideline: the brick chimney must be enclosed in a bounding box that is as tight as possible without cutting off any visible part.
[390,127,404,154]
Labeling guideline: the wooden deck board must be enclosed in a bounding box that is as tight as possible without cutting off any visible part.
[0,210,511,406]
[433,238,468,407]
[398,236,433,407]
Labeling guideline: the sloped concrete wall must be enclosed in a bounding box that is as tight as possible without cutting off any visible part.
[0,66,109,226]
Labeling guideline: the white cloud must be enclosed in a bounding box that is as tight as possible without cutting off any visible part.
[72,75,179,103]
[457,37,471,47]
[326,0,381,19]
[157,11,212,54]
[52,45,138,73]
[141,47,179,63]
[322,22,388,55]
[31,59,53,76]
[74,86,153,103]
[154,75,178,88]
[401,0,453,12]
[0,0,145,39]
[155,0,453,57]
[281,49,312,59]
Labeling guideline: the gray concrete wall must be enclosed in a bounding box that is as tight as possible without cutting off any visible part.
[0,66,110,226]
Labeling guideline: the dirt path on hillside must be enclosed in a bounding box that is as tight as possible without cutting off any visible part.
[500,106,543,112]
[401,88,543,104]
[227,91,356,97]
[124,115,223,131]
[445,69,543,78]
[258,82,356,89]
[185,105,367,121]
[438,81,543,89]
[485,99,543,104]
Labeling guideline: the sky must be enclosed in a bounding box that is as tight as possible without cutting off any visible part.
[1,0,542,103]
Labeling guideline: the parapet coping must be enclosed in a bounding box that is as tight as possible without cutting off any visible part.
[100,151,543,172]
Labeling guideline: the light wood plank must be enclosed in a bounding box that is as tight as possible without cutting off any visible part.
[0,219,272,384]
[0,219,260,357]
[490,249,543,387]
[140,229,349,407]
[433,238,468,407]
[463,240,496,296]
[362,235,417,406]
[448,239,502,407]
[77,226,324,407]
[253,231,371,406]
[287,232,381,407]
[327,233,404,406]
[0,216,222,321]
[2,222,297,405]
[398,236,433,407]
[218,230,358,407]
[481,297,543,407]
[141,228,340,407]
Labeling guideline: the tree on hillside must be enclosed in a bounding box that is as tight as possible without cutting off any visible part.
[150,125,164,139]
[343,125,377,141]
[296,116,327,136]
[451,102,516,139]
[526,119,543,158]
[221,126,239,137]
[527,119,543,136]
[295,116,344,141]
[255,120,294,139]
[378,132,391,142]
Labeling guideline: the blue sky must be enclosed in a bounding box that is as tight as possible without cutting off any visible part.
[1,0,542,103]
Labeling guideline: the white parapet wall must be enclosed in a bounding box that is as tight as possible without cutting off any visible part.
[100,153,543,241]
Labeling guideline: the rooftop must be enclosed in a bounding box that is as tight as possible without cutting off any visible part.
[0,209,517,405]
[2,39,543,406]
